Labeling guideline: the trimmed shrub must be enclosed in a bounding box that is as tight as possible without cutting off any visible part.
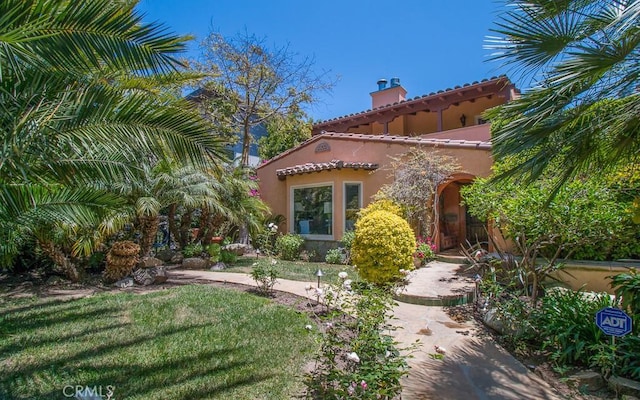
[275,233,305,261]
[351,209,415,285]
[325,248,343,264]
[358,198,404,219]
[182,243,203,258]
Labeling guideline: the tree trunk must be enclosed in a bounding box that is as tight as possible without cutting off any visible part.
[39,241,83,282]
[179,208,193,249]
[168,203,177,249]
[241,120,251,167]
[197,207,209,242]
[139,214,159,257]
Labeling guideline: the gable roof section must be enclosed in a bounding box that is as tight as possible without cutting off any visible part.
[257,132,491,170]
[312,76,515,135]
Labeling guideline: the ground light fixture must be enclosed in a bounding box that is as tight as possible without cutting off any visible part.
[315,269,324,288]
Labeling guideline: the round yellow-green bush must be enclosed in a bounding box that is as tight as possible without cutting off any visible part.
[351,209,416,285]
[358,198,404,219]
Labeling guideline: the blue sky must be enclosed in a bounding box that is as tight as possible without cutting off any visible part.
[136,0,517,122]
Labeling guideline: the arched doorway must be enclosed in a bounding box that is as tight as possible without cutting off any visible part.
[435,174,487,252]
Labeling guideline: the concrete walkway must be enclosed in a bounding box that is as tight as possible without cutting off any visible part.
[169,262,563,400]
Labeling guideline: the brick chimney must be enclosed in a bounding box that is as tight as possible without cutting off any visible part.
[370,77,407,109]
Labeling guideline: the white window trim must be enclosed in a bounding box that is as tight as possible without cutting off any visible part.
[290,182,334,240]
[343,181,362,233]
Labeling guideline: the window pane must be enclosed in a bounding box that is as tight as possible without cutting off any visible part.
[293,186,332,235]
[344,183,361,232]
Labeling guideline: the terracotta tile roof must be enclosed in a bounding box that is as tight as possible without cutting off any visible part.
[312,75,516,134]
[319,132,492,149]
[276,159,379,178]
[257,132,491,170]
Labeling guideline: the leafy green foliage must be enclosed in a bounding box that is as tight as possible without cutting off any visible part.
[610,268,640,321]
[531,289,615,366]
[182,243,203,258]
[219,250,238,264]
[258,111,312,160]
[275,233,305,261]
[250,258,279,295]
[462,161,640,261]
[351,203,415,285]
[0,0,229,272]
[488,1,640,188]
[325,248,343,265]
[206,243,221,262]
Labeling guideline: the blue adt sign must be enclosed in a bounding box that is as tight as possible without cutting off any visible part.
[596,307,632,337]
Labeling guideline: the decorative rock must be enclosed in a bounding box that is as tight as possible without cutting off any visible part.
[46,275,65,285]
[182,257,208,270]
[209,262,227,271]
[567,371,604,392]
[132,266,167,285]
[223,243,251,256]
[483,308,523,336]
[155,249,176,262]
[483,308,505,334]
[150,266,168,284]
[609,376,640,398]
[170,253,184,265]
[114,277,134,288]
[139,257,163,268]
[133,268,153,285]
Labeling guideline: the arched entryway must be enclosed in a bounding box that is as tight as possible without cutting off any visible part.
[435,173,488,252]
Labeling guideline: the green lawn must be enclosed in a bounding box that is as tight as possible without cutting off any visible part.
[222,256,359,283]
[0,285,317,399]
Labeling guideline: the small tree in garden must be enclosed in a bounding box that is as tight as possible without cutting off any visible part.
[376,148,459,236]
[462,158,640,304]
[351,201,415,285]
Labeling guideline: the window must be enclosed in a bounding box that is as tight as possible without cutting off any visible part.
[344,183,361,232]
[292,184,333,236]
[475,115,489,125]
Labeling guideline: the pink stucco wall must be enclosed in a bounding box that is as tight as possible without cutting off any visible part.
[256,135,493,241]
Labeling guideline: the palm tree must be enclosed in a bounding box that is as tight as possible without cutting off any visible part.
[113,160,229,257]
[486,0,639,187]
[0,0,229,276]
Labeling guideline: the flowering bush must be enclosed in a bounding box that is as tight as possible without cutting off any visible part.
[250,258,278,295]
[414,236,436,263]
[305,280,412,399]
[351,205,415,285]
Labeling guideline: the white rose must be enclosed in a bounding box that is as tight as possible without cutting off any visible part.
[346,352,360,363]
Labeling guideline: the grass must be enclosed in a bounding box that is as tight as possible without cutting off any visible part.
[221,256,359,283]
[0,285,317,399]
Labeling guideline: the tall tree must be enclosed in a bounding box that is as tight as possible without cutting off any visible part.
[486,0,639,187]
[198,30,334,166]
[258,111,312,160]
[0,0,228,273]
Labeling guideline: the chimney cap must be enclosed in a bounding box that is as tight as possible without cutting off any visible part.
[376,78,388,91]
[390,77,400,87]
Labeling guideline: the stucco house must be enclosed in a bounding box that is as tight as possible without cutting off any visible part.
[256,76,519,254]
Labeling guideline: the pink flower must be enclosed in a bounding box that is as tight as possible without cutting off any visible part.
[360,380,367,390]
[347,385,355,395]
